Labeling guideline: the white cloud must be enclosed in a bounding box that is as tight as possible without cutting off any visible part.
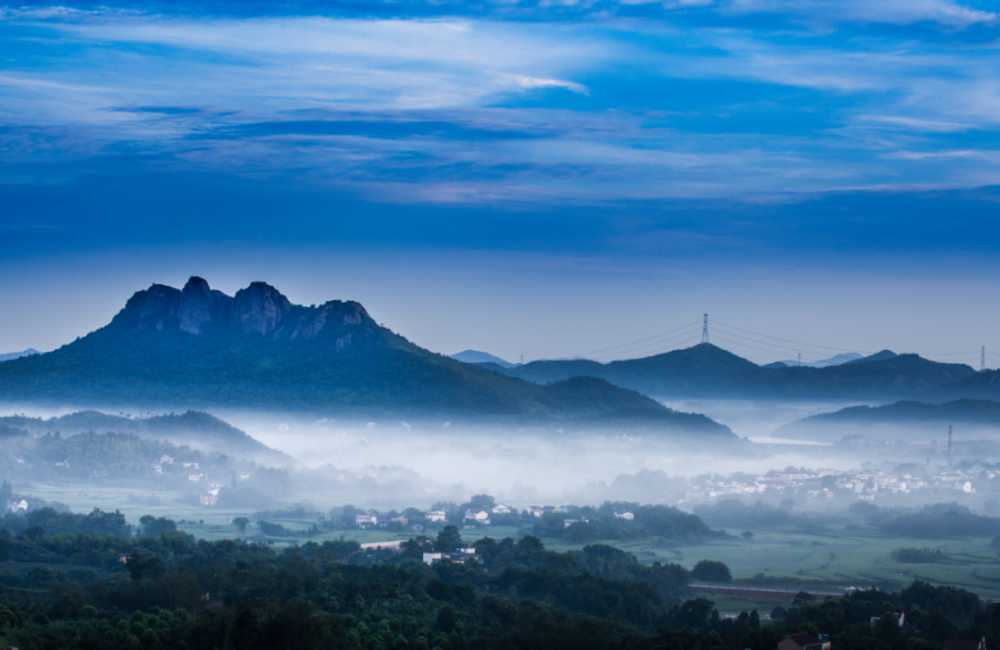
[725,0,998,27]
[858,115,973,132]
[2,9,1000,202]
[498,73,589,94]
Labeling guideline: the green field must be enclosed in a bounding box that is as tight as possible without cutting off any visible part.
[17,482,1000,604]
[546,525,1000,601]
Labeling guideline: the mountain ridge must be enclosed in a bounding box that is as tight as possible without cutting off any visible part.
[0,349,40,363]
[0,277,682,424]
[477,344,974,401]
[0,409,290,462]
[450,350,516,368]
[771,398,1000,441]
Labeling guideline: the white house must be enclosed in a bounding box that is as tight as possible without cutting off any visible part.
[492,504,512,515]
[423,548,478,565]
[464,510,491,525]
[425,510,447,522]
[5,499,27,513]
[614,511,635,521]
[356,512,379,528]
[564,517,589,529]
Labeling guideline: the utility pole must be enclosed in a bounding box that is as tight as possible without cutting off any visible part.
[982,346,987,372]
[701,314,709,344]
[520,355,524,365]
[948,425,953,472]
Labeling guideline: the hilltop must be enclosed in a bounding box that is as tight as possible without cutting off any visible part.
[559,407,739,440]
[473,343,757,395]
[471,343,975,401]
[449,350,516,368]
[0,349,40,363]
[0,277,679,424]
[772,399,1000,442]
[0,410,289,463]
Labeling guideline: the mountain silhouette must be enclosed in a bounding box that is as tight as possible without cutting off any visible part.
[476,344,973,401]
[772,399,1000,441]
[0,277,672,421]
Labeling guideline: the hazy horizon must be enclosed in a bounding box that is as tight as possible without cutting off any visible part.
[3,0,1000,367]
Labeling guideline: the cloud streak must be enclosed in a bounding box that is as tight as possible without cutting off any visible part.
[0,4,998,206]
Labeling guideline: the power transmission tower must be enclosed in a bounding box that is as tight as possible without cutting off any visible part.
[798,353,802,366]
[701,314,709,344]
[982,346,986,371]
[948,425,953,471]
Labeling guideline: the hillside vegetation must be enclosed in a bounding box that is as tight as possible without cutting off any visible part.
[0,278,673,423]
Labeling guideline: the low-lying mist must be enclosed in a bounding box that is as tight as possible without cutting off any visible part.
[4,399,1000,513]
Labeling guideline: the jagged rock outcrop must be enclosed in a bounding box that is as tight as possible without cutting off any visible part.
[233,281,293,335]
[117,277,372,342]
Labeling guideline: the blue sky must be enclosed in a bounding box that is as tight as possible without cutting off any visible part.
[1,0,999,366]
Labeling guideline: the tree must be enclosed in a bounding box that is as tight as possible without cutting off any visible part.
[139,515,177,537]
[464,494,496,512]
[436,525,463,552]
[741,530,754,540]
[0,479,11,503]
[436,606,456,633]
[690,560,732,583]
[233,517,250,534]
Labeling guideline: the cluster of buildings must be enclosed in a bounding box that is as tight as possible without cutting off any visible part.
[683,466,986,505]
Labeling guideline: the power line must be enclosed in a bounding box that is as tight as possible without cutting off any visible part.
[589,326,703,361]
[615,335,704,361]
[712,320,872,354]
[709,333,826,361]
[708,327,843,357]
[574,320,702,357]
[591,330,703,361]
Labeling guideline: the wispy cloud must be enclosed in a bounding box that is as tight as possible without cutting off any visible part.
[726,0,998,28]
[0,7,998,204]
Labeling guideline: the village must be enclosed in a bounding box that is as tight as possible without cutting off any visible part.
[680,465,990,505]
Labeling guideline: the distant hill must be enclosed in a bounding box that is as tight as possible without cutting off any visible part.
[561,407,739,440]
[0,277,675,422]
[482,343,974,402]
[772,399,1000,442]
[450,350,515,368]
[488,343,758,396]
[0,349,40,363]
[728,353,972,401]
[772,352,863,368]
[0,410,290,463]
[923,369,1000,402]
[843,350,898,365]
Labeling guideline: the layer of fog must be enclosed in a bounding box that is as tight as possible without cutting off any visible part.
[5,400,1000,509]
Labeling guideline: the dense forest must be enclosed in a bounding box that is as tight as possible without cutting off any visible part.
[0,511,996,650]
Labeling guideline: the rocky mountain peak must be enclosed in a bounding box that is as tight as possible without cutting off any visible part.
[233,282,294,335]
[178,276,217,335]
